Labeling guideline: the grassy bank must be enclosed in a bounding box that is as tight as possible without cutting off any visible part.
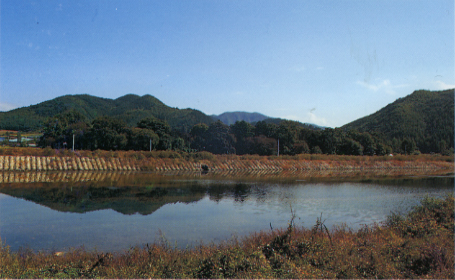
[0,146,454,162]
[1,195,453,279]
[0,146,453,172]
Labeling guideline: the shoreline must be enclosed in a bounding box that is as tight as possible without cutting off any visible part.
[1,195,453,278]
[0,153,453,173]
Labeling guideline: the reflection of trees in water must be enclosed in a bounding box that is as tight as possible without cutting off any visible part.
[205,183,252,203]
[0,178,260,215]
[0,182,208,215]
[0,171,452,216]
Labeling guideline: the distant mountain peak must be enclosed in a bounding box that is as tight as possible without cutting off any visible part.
[212,111,269,125]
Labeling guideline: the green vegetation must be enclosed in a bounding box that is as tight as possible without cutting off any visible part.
[0,195,453,278]
[1,89,453,155]
[343,89,454,154]
[0,94,213,133]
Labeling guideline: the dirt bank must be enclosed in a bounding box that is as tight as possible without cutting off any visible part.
[0,154,452,173]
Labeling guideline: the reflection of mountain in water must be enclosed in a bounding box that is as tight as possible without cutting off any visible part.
[0,184,202,215]
[1,171,453,215]
[0,174,255,215]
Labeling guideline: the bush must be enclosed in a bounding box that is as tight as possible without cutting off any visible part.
[43,147,55,156]
[192,151,215,161]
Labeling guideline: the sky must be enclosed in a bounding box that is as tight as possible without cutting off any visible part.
[0,0,454,128]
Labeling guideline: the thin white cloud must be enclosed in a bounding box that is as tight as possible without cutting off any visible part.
[357,79,409,95]
[357,79,389,91]
[0,102,18,112]
[434,80,455,90]
[316,67,324,71]
[307,110,328,126]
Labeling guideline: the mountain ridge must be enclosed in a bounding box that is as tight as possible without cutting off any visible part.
[211,111,269,125]
[0,94,213,133]
[0,89,453,154]
[342,89,454,153]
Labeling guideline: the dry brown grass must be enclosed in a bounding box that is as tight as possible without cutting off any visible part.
[0,195,453,278]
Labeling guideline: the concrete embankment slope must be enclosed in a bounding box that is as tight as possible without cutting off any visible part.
[0,155,453,172]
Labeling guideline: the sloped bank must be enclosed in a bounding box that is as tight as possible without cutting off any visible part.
[0,153,452,173]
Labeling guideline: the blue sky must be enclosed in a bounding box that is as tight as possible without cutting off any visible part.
[1,0,453,127]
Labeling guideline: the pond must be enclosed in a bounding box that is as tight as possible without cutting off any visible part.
[0,171,453,253]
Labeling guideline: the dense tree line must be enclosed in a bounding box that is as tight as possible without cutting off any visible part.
[39,111,182,152]
[39,112,451,156]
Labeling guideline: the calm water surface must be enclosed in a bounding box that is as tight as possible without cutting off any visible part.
[0,172,453,252]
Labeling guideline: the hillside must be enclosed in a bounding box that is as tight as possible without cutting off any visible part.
[212,111,269,125]
[342,89,454,153]
[0,94,213,132]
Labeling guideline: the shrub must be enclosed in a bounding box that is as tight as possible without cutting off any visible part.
[192,151,215,161]
[43,147,55,156]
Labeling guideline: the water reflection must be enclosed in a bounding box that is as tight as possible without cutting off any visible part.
[0,171,453,252]
[0,174,264,215]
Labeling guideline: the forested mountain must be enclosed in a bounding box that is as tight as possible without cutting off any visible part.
[342,89,454,153]
[212,112,269,125]
[0,94,213,132]
[1,89,453,155]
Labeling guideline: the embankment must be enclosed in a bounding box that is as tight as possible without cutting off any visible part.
[0,154,452,173]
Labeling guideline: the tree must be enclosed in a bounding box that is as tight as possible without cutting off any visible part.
[375,143,388,156]
[339,138,363,155]
[311,145,322,154]
[357,132,376,156]
[438,140,448,154]
[172,137,185,151]
[320,128,342,154]
[127,128,159,151]
[204,121,235,154]
[231,121,255,155]
[231,121,255,141]
[87,117,129,150]
[254,121,277,138]
[401,138,416,155]
[247,135,277,156]
[137,117,173,150]
[190,123,209,137]
[276,122,297,155]
[293,141,310,154]
[39,110,89,149]
[190,123,209,152]
[137,117,171,137]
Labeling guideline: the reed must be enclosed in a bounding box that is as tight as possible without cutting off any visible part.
[0,195,453,278]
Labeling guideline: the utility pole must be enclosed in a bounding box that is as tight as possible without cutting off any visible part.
[277,139,280,156]
[72,134,75,151]
[150,138,152,152]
